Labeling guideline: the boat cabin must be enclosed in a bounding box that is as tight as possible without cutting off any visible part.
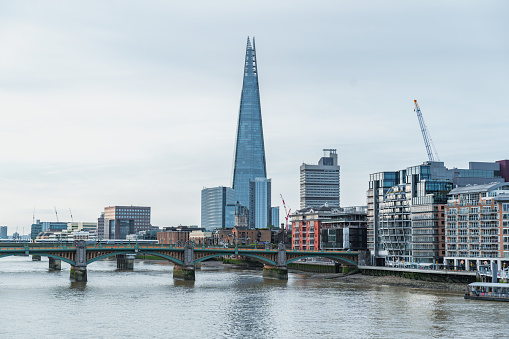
[465,282,509,301]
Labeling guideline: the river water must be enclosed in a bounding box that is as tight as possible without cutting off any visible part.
[0,256,507,338]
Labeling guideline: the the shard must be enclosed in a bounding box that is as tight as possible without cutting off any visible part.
[232,37,267,210]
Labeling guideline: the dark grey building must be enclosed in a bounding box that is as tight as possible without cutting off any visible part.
[321,227,367,250]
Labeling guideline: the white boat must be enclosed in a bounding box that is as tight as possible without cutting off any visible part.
[465,282,509,302]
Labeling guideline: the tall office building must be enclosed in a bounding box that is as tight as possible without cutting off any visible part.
[201,186,235,230]
[271,207,280,228]
[103,206,151,239]
[232,36,267,207]
[0,226,7,239]
[231,37,271,228]
[249,178,272,228]
[300,149,341,209]
[97,213,105,239]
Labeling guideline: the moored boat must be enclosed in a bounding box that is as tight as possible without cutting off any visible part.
[465,282,509,301]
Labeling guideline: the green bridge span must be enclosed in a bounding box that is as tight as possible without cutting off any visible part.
[0,241,361,281]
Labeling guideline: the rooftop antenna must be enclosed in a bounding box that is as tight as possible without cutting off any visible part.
[54,206,59,222]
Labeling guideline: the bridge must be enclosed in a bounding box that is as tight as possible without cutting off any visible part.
[0,241,361,281]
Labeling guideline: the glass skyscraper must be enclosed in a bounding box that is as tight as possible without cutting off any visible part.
[201,186,235,230]
[232,37,267,209]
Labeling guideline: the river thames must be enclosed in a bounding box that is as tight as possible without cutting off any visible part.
[0,256,507,338]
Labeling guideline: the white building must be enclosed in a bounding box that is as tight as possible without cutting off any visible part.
[300,149,340,209]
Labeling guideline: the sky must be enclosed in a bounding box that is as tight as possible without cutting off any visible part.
[0,1,508,234]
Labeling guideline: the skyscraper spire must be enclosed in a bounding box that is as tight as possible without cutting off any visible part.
[232,36,267,209]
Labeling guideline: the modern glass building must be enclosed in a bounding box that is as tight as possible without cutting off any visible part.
[0,226,7,239]
[231,37,273,229]
[368,161,505,266]
[232,37,267,209]
[248,178,271,228]
[201,186,235,230]
[271,207,280,228]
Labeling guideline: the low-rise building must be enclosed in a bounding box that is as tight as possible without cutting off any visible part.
[211,226,271,245]
[189,230,213,245]
[157,226,206,245]
[291,205,367,250]
[68,222,97,233]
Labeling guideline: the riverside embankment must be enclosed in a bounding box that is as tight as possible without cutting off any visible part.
[134,257,469,291]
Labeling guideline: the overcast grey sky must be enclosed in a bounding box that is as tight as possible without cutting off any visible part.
[0,1,507,234]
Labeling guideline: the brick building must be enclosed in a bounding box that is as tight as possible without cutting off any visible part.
[291,205,367,250]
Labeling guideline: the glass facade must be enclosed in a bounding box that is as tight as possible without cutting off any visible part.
[248,178,272,228]
[232,37,267,208]
[201,186,235,230]
[368,161,505,266]
[271,207,280,227]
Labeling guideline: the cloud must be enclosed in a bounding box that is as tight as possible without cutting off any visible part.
[0,0,507,233]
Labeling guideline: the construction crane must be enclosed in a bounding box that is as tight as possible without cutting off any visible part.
[280,194,291,231]
[69,208,74,222]
[414,100,440,162]
[54,206,59,222]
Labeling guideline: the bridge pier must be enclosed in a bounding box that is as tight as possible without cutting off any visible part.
[173,265,195,280]
[263,265,288,280]
[173,241,195,281]
[263,242,288,280]
[70,240,87,282]
[70,266,87,282]
[116,254,135,270]
[32,255,41,261]
[49,257,61,270]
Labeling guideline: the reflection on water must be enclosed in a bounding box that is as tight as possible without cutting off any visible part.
[173,279,195,288]
[0,256,507,338]
[69,281,87,291]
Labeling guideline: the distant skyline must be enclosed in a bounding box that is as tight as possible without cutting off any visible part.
[0,1,508,234]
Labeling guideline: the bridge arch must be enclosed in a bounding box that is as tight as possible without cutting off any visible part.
[194,253,277,266]
[0,253,76,266]
[286,255,357,267]
[240,253,277,266]
[86,250,183,266]
[0,253,22,261]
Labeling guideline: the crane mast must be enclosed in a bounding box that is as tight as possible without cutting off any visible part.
[414,100,440,162]
[280,194,291,231]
